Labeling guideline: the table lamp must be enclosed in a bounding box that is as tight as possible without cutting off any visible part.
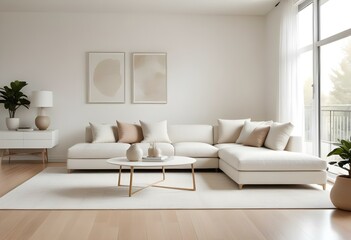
[31,91,53,130]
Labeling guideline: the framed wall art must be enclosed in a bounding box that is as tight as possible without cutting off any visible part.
[132,53,167,103]
[88,52,125,103]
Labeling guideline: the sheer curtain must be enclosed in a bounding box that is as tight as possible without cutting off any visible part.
[279,0,303,136]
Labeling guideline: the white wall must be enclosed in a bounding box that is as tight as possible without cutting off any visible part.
[0,12,266,161]
[265,5,282,121]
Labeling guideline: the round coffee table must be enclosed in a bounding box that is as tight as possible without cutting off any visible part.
[107,156,196,197]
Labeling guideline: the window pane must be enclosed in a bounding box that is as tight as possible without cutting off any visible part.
[298,3,313,48]
[320,0,351,39]
[298,50,314,154]
[320,36,351,176]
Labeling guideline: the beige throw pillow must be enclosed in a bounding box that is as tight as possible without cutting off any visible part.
[117,121,143,143]
[217,119,250,143]
[264,122,294,150]
[236,121,273,144]
[243,125,270,147]
[140,120,171,143]
[89,122,116,143]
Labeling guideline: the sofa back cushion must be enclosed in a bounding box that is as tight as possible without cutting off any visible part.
[85,125,118,143]
[285,135,302,152]
[168,124,214,144]
[217,119,250,143]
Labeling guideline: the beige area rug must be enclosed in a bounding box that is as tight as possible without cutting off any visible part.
[0,167,334,209]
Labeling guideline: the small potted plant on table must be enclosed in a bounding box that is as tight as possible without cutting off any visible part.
[327,138,351,211]
[0,80,31,130]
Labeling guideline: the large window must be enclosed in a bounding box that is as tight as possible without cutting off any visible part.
[319,0,351,39]
[298,0,351,176]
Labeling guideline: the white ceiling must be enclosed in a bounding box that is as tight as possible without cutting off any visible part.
[0,0,279,16]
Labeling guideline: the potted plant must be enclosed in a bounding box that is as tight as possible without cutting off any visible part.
[0,80,30,130]
[327,138,351,211]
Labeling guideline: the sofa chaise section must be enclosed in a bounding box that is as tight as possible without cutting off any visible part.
[218,144,327,189]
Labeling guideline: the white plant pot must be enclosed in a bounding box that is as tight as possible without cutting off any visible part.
[6,117,20,130]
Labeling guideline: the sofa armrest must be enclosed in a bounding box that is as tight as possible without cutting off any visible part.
[285,136,302,152]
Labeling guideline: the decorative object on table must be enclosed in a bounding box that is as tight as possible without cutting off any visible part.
[327,138,351,211]
[154,143,161,157]
[88,52,125,103]
[16,127,34,132]
[132,53,167,103]
[148,142,162,157]
[142,156,168,162]
[126,144,143,161]
[148,142,154,157]
[0,80,31,130]
[31,91,53,130]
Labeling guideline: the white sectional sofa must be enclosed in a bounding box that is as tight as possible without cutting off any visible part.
[67,123,327,189]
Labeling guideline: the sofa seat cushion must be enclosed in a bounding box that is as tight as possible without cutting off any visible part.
[173,142,218,158]
[68,143,130,159]
[135,143,175,156]
[219,145,327,171]
[215,143,238,150]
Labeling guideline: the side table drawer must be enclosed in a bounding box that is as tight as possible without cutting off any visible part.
[23,132,54,140]
[0,139,23,148]
[0,131,23,140]
[23,140,56,148]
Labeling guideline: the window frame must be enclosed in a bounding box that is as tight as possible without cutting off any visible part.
[298,0,351,177]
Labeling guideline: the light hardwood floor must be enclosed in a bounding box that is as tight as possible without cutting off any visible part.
[0,162,351,240]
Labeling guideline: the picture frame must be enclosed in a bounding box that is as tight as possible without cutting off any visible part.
[88,52,125,103]
[132,53,167,103]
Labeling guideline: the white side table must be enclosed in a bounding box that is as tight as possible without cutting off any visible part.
[0,129,59,165]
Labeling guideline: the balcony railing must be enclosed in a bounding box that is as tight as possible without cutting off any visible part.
[304,105,351,175]
[305,105,351,144]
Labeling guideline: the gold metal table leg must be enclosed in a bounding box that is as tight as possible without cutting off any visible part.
[191,163,196,191]
[129,167,134,197]
[0,149,4,165]
[118,166,122,186]
[8,149,11,164]
[45,148,48,163]
[41,149,46,165]
[118,163,196,197]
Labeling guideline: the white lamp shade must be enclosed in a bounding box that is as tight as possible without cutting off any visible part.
[31,91,53,107]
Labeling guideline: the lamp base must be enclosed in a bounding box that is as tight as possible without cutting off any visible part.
[35,116,50,130]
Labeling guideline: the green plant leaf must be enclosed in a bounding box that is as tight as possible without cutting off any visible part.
[341,140,351,149]
[327,148,344,157]
[340,145,351,154]
[0,80,30,117]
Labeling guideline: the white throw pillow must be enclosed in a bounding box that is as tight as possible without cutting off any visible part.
[217,119,250,143]
[89,122,116,143]
[264,122,294,150]
[236,121,273,144]
[140,120,171,143]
